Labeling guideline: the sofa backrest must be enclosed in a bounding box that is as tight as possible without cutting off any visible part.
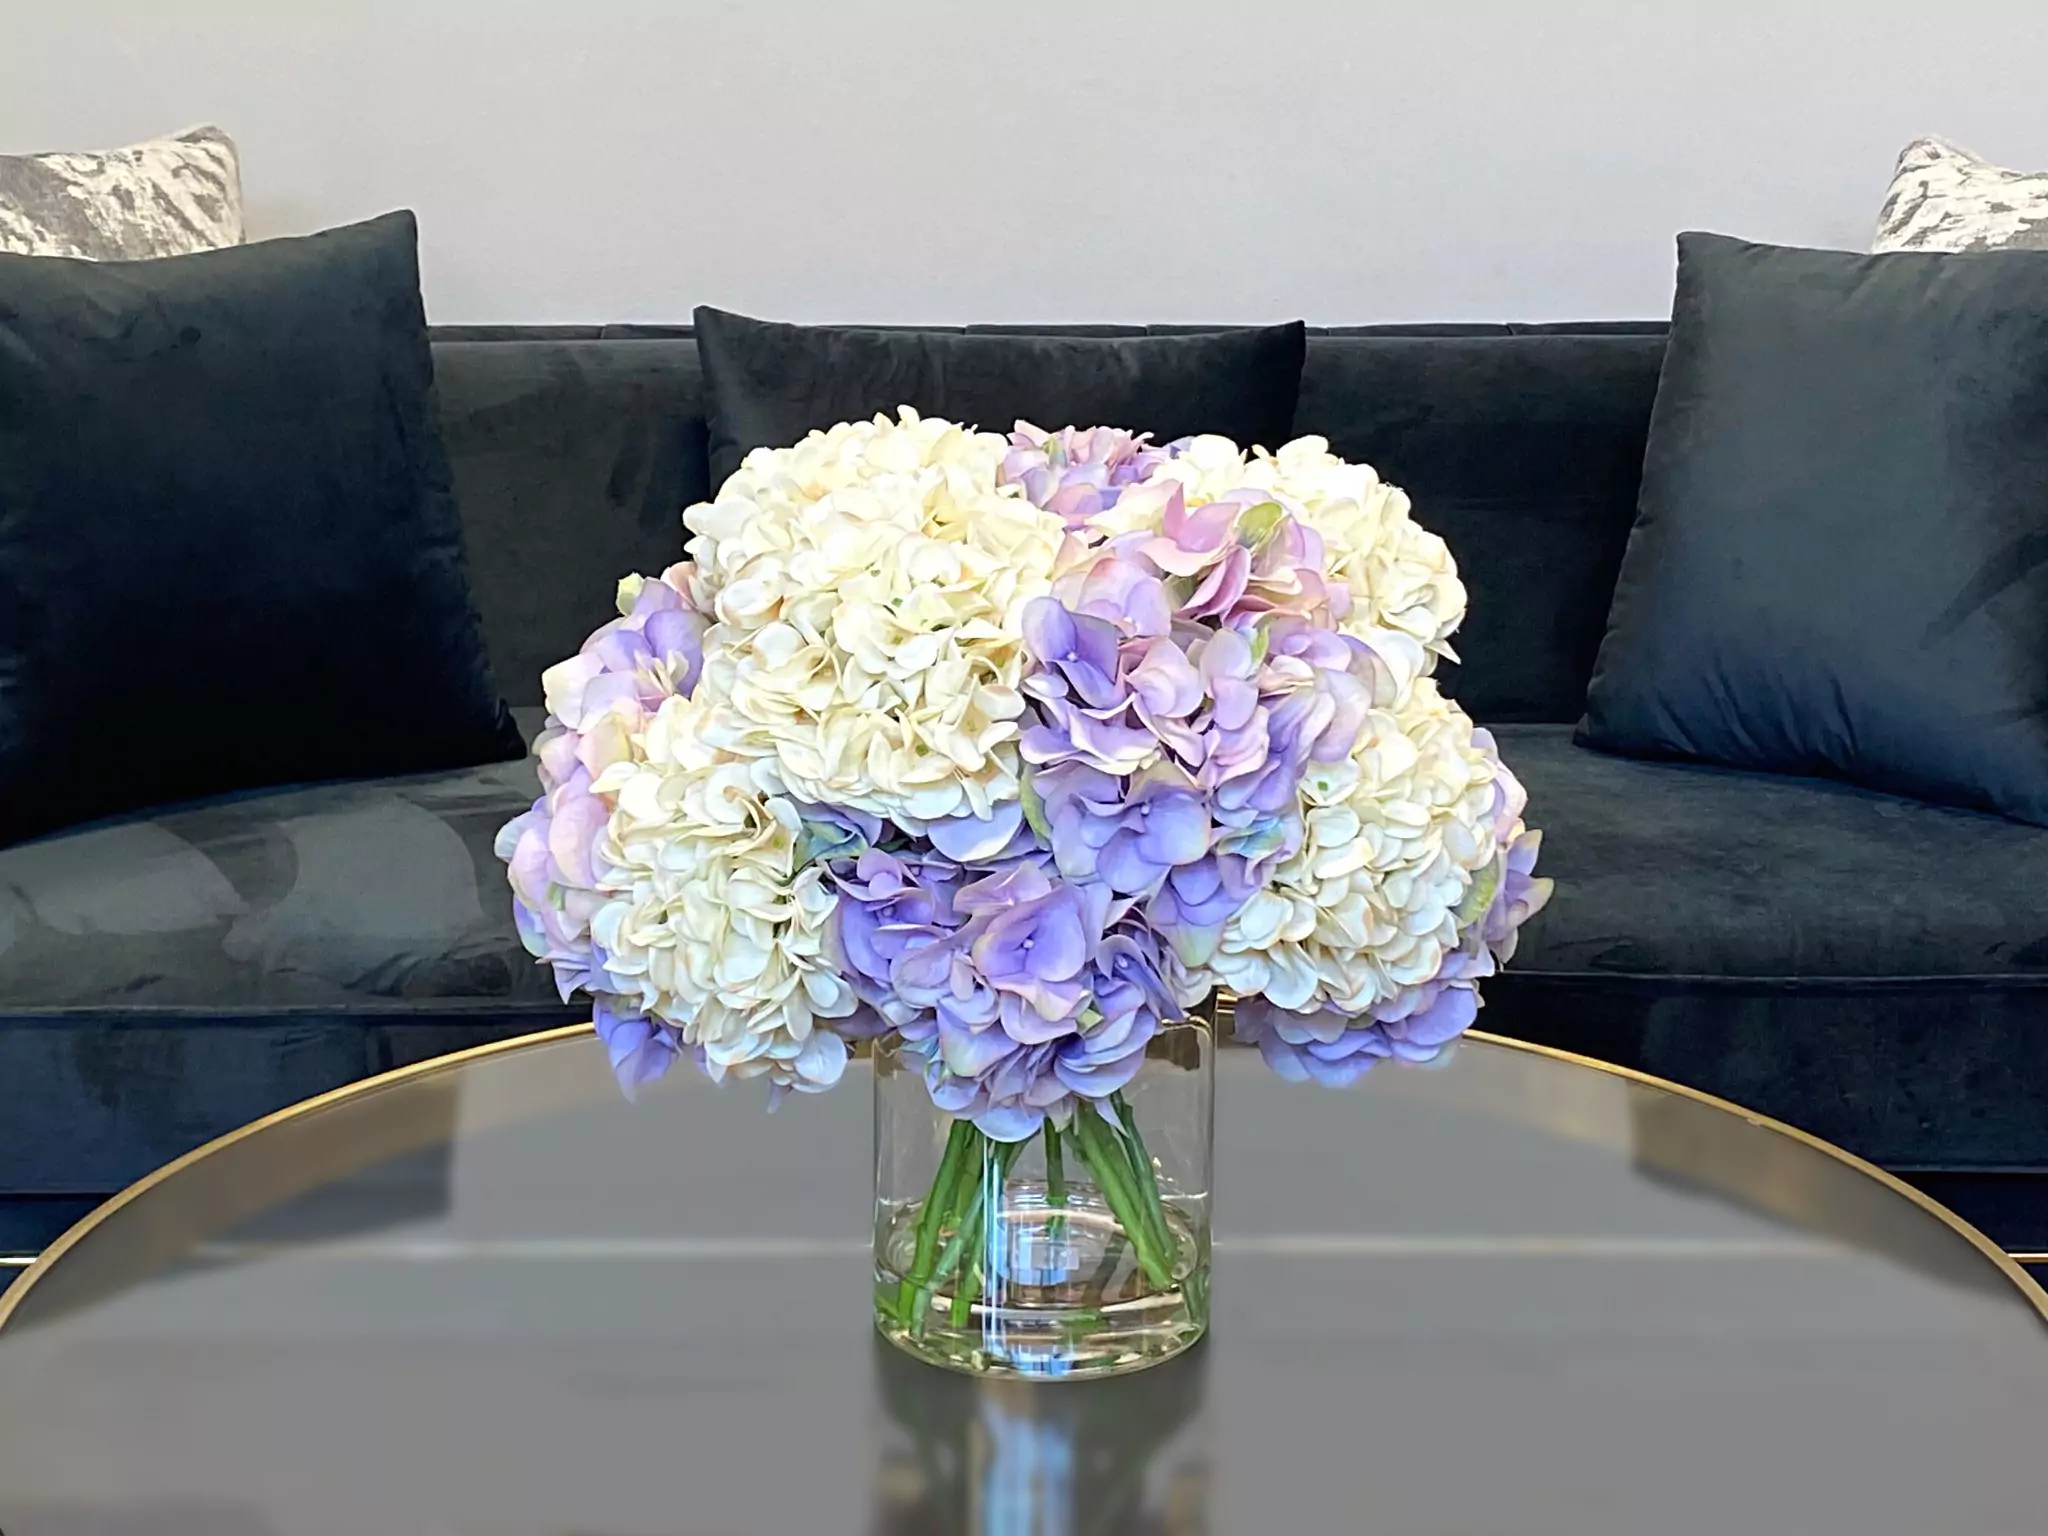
[433,323,1667,724]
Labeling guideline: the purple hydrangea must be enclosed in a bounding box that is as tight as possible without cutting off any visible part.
[496,564,709,1086]
[1012,480,1374,969]
[829,847,1194,1141]
[999,423,1175,530]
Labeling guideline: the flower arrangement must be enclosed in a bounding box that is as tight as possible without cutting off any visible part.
[497,409,1549,1369]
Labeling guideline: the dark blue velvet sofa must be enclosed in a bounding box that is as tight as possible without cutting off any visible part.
[4,321,2043,1255]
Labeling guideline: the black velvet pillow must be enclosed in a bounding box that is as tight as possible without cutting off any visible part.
[0,211,521,847]
[1580,232,2048,825]
[695,306,1307,489]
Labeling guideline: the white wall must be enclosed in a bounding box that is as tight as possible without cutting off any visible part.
[7,0,2048,325]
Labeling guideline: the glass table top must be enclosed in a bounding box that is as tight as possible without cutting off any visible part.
[0,1027,2043,1535]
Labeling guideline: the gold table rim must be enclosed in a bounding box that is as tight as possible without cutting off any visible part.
[1,1022,2041,1334]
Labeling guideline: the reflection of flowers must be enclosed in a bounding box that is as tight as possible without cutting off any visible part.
[869,1328,1211,1536]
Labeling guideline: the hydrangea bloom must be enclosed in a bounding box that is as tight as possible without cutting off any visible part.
[685,409,1066,830]
[497,413,1548,1121]
[1227,706,1553,1086]
[495,563,708,1030]
[586,694,860,1094]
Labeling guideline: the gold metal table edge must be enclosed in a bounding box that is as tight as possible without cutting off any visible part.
[1,1021,2042,1335]
[0,1022,596,1334]
[1463,1030,2048,1324]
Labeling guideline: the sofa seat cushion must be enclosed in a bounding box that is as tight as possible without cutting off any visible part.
[0,713,569,1205]
[1491,726,2048,1169]
[0,724,553,1015]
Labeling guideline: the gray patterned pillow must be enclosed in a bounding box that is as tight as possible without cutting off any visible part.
[0,125,242,260]
[1873,136,2048,253]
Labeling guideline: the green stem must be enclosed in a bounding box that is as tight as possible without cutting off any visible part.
[1042,1118,1069,1244]
[924,1135,1019,1329]
[1073,1110,1172,1291]
[896,1118,975,1325]
[951,1145,1002,1328]
[1112,1092,1176,1271]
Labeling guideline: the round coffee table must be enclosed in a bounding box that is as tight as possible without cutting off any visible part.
[0,1027,2042,1533]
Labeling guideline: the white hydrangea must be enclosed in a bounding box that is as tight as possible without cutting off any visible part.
[1250,437,1465,663]
[685,409,1069,827]
[587,694,857,1093]
[1206,676,1501,1014]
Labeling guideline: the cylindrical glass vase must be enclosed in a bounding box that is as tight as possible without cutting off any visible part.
[873,1020,1213,1379]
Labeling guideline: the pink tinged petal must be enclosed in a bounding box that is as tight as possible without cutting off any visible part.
[1127,640,1203,718]
[547,790,609,889]
[578,672,643,720]
[1208,674,1258,732]
[536,729,581,789]
[1064,712,1160,775]
[1161,486,1233,547]
[1197,626,1254,687]
[1003,983,1089,1036]
[508,823,555,908]
[1143,712,1208,766]
[1137,536,1223,578]
[1183,545,1252,619]
[540,651,606,727]
[629,573,681,616]
[1065,555,1173,635]
[1203,718,1271,786]
[1048,485,1104,526]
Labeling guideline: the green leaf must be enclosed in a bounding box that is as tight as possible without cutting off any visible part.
[795,818,866,869]
[1019,773,1053,842]
[1457,854,1503,925]
[1248,623,1270,665]
[1237,500,1286,548]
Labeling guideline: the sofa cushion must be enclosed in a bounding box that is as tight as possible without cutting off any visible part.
[0,212,523,847]
[694,307,1308,489]
[437,339,713,707]
[1582,232,2048,827]
[1487,725,2048,1168]
[1296,332,1664,724]
[0,709,565,1209]
[0,124,242,260]
[432,323,1668,717]
[0,713,551,1015]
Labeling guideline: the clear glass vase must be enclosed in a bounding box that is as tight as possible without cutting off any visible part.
[872,1020,1213,1379]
